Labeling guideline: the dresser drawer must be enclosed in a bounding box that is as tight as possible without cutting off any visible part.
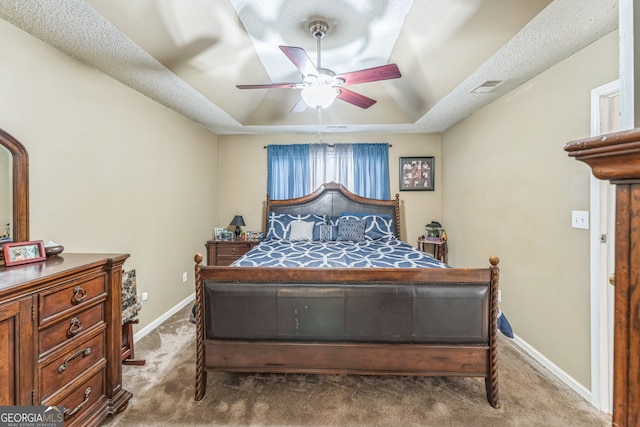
[216,243,254,258]
[39,273,107,325]
[43,364,106,427]
[39,303,105,357]
[39,327,106,401]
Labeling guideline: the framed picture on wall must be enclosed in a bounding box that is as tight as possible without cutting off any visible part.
[399,157,434,191]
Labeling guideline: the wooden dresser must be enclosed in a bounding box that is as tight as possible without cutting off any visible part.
[565,128,640,427]
[0,253,132,427]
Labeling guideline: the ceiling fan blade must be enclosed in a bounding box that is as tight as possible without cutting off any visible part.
[336,63,401,86]
[290,97,308,113]
[236,83,299,89]
[279,46,319,76]
[336,87,377,109]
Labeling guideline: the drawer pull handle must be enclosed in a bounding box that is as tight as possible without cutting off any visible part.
[58,347,92,373]
[231,248,237,255]
[72,286,87,304]
[64,386,92,418]
[67,317,83,337]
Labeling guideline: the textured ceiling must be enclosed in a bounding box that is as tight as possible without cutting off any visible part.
[0,0,619,135]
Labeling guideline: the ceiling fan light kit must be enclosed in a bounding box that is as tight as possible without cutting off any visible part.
[236,20,401,112]
[301,85,339,109]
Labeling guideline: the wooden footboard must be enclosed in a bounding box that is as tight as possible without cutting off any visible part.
[193,254,501,408]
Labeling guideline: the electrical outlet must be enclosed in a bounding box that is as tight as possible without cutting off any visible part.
[141,292,149,304]
[571,210,589,229]
[498,290,502,302]
[183,272,188,283]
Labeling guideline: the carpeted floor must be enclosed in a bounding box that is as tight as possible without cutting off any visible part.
[104,304,611,426]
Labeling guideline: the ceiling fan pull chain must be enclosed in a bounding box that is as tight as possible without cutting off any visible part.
[317,107,323,143]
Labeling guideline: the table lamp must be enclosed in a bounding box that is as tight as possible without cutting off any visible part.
[230,215,245,239]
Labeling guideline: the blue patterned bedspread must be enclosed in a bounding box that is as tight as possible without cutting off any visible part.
[231,238,448,268]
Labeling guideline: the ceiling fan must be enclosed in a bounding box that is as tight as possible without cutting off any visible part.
[236,20,402,112]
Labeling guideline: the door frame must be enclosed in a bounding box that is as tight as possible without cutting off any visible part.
[589,79,619,413]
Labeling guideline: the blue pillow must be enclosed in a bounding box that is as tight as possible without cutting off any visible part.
[336,218,366,242]
[266,213,326,240]
[339,213,394,240]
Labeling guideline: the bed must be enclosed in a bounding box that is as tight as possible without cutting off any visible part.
[193,182,501,408]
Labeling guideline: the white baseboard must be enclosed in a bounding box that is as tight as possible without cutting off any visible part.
[512,333,592,404]
[133,293,195,343]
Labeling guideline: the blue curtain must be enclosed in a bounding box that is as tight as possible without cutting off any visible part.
[267,144,310,199]
[267,143,390,200]
[352,143,390,200]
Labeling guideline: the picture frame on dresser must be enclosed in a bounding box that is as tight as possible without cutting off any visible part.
[399,156,434,191]
[214,227,233,241]
[245,231,263,241]
[3,239,46,266]
[213,227,224,240]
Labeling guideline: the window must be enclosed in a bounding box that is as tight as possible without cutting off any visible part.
[267,143,390,200]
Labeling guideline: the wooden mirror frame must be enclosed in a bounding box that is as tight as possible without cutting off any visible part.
[0,128,29,259]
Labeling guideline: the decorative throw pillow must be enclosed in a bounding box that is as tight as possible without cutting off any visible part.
[289,220,314,241]
[266,213,326,240]
[319,224,333,241]
[336,218,366,242]
[340,213,394,240]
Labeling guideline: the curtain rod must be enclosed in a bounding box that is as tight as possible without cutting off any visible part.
[263,143,392,149]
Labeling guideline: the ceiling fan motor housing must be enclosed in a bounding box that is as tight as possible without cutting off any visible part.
[309,21,328,39]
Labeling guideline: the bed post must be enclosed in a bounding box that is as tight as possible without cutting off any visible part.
[264,193,272,232]
[194,254,207,401]
[486,255,501,408]
[393,193,400,239]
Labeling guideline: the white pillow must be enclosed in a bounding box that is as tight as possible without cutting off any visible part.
[288,220,314,241]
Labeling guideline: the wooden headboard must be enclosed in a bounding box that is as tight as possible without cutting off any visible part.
[265,182,401,238]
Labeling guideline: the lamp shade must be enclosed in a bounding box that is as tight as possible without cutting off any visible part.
[230,215,245,227]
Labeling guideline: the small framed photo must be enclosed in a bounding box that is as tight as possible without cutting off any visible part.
[245,231,264,241]
[213,227,225,240]
[399,157,434,191]
[3,240,46,266]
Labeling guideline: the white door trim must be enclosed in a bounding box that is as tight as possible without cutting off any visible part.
[589,79,619,413]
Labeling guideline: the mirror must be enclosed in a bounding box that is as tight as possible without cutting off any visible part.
[0,147,10,238]
[0,128,29,260]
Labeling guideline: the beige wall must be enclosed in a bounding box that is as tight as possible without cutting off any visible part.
[218,133,442,244]
[442,31,618,389]
[0,20,219,328]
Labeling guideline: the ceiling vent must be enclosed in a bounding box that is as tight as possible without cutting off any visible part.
[325,125,350,130]
[470,80,504,93]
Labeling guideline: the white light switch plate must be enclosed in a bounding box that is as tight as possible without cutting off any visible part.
[572,210,589,229]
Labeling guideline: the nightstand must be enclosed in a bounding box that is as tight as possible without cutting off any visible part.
[417,236,448,263]
[205,239,258,266]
